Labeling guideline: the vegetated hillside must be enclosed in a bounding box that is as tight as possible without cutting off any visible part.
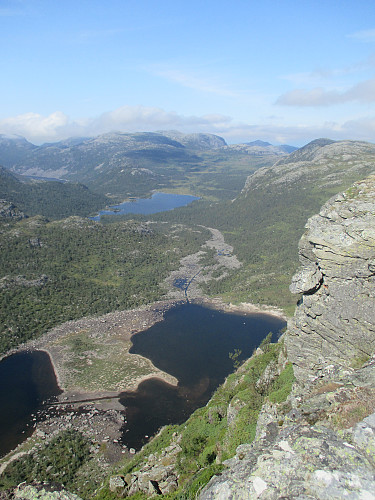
[0,132,285,201]
[86,175,374,500]
[0,215,210,354]
[0,134,37,165]
[155,139,375,312]
[0,166,110,219]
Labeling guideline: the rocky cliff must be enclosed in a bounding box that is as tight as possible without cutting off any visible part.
[287,174,375,381]
[200,175,375,498]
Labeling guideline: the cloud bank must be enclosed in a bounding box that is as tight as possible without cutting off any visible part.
[0,106,232,144]
[1,105,375,147]
[348,29,375,43]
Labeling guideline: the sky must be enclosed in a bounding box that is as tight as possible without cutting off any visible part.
[1,0,375,146]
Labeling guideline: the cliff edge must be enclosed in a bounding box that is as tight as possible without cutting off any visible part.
[287,174,375,381]
[200,175,375,499]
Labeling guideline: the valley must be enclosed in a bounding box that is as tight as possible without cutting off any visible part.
[0,132,374,498]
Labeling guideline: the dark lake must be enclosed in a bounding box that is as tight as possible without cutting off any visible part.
[119,302,286,449]
[92,191,199,220]
[0,350,62,457]
[0,303,285,457]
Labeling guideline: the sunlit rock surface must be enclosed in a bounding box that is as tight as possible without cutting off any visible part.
[200,175,375,499]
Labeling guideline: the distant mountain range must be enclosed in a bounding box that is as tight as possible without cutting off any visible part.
[0,131,295,200]
[223,140,297,155]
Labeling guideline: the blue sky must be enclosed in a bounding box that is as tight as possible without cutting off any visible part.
[1,0,375,145]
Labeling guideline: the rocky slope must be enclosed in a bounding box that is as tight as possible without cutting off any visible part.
[200,175,375,498]
[157,131,227,150]
[243,139,375,193]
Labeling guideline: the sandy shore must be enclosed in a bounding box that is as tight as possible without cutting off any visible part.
[25,299,183,397]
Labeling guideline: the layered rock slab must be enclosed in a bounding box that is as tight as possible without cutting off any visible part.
[287,174,375,381]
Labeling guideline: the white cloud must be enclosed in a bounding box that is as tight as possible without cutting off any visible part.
[76,28,123,43]
[150,66,239,97]
[276,78,375,107]
[0,106,232,144]
[0,111,70,141]
[276,88,343,107]
[0,7,24,16]
[348,29,375,43]
[1,105,375,148]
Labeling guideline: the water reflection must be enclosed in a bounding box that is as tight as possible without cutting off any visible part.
[92,192,199,220]
[0,351,62,457]
[119,303,285,449]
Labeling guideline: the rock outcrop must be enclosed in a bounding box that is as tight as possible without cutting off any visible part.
[287,174,375,381]
[200,410,375,499]
[0,199,25,219]
[11,482,83,499]
[200,175,375,499]
[109,434,182,497]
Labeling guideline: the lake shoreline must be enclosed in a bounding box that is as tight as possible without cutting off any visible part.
[1,297,287,398]
[0,297,286,471]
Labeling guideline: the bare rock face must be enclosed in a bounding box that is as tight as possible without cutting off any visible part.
[286,174,375,381]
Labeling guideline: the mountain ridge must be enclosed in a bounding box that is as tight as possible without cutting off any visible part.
[0,131,286,200]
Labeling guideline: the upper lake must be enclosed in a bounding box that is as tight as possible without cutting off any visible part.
[92,192,199,220]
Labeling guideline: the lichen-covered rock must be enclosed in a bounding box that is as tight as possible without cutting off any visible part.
[286,174,375,381]
[109,474,127,494]
[13,483,83,499]
[200,416,375,499]
[126,435,182,496]
[353,411,375,459]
